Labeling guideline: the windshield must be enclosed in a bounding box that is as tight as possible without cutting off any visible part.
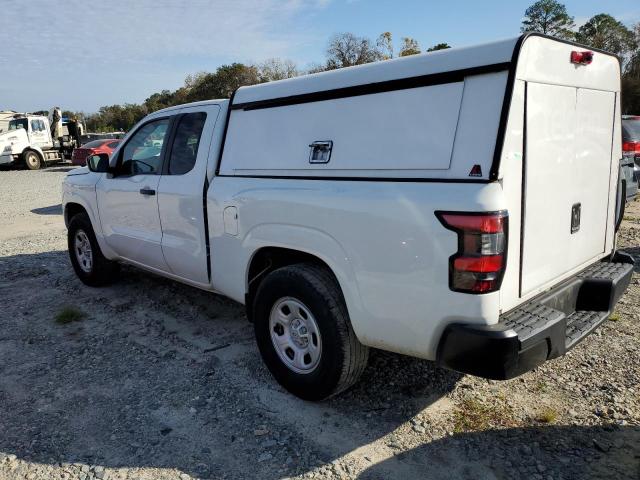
[623,119,640,141]
[8,118,28,131]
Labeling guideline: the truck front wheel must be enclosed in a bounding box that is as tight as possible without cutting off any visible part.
[68,213,119,286]
[253,263,369,400]
[23,150,42,170]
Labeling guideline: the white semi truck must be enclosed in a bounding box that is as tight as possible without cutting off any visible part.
[0,112,82,169]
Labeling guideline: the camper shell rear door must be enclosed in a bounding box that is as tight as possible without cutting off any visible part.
[502,36,621,307]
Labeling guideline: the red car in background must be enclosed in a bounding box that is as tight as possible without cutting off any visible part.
[71,139,121,166]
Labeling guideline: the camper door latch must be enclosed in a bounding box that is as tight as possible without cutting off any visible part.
[571,203,581,234]
[309,140,333,164]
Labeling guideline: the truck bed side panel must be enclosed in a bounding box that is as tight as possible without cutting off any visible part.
[208,178,504,360]
[221,71,508,181]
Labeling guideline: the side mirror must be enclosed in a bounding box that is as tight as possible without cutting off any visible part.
[87,153,110,173]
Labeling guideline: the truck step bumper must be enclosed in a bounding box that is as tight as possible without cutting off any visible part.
[436,251,635,380]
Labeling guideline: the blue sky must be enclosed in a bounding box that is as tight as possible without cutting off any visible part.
[2,0,638,113]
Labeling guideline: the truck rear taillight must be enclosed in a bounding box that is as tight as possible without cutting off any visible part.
[623,141,640,153]
[570,50,593,65]
[436,211,508,294]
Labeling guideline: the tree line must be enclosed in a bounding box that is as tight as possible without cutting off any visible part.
[76,1,639,132]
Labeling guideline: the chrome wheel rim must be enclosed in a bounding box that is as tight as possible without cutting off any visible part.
[74,230,93,273]
[269,297,322,374]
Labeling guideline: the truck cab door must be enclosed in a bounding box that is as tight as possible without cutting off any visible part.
[157,104,220,286]
[28,119,49,149]
[96,117,172,272]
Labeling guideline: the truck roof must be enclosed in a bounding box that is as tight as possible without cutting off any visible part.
[152,99,229,116]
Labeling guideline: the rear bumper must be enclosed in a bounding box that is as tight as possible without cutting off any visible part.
[436,251,635,380]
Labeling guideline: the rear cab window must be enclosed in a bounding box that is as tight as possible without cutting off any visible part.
[167,112,207,175]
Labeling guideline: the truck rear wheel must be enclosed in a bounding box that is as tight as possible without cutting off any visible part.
[23,150,42,170]
[253,263,369,400]
[68,212,119,286]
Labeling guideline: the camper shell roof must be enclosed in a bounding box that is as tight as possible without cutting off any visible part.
[234,37,517,108]
[232,33,619,110]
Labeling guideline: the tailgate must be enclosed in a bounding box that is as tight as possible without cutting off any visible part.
[521,83,616,296]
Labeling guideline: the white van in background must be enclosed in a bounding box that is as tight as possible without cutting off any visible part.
[62,33,634,400]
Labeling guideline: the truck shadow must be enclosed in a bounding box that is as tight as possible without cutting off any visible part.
[43,166,78,173]
[30,204,62,215]
[620,246,640,273]
[0,165,76,172]
[358,424,640,479]
[0,249,464,479]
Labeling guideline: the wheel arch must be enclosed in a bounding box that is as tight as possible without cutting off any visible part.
[64,202,88,228]
[62,197,117,260]
[244,245,362,333]
[22,146,45,160]
[22,147,45,165]
[246,247,336,313]
[210,223,366,342]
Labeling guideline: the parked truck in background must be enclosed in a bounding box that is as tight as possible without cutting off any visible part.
[0,112,84,169]
[62,34,634,400]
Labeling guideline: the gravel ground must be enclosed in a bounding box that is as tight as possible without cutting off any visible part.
[0,167,638,480]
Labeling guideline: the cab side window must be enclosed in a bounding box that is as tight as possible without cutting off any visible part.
[118,119,169,176]
[167,113,207,175]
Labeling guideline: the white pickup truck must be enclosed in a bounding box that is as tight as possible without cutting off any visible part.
[62,34,634,400]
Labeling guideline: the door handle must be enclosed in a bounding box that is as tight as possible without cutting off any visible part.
[139,188,156,196]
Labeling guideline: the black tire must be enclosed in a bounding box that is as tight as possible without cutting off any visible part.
[23,150,42,170]
[253,263,369,400]
[68,212,119,286]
